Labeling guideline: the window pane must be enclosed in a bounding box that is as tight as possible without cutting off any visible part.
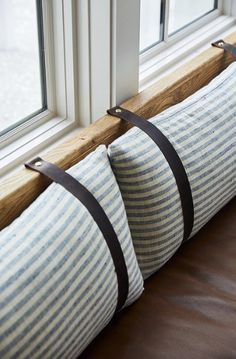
[140,0,162,53]
[0,0,46,135]
[168,0,217,35]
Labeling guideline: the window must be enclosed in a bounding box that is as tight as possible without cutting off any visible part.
[140,0,218,53]
[139,0,236,89]
[140,0,163,53]
[0,0,80,176]
[0,0,236,178]
[0,0,46,135]
[168,0,217,35]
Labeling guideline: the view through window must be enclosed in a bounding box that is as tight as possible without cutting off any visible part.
[0,0,46,136]
[140,0,218,52]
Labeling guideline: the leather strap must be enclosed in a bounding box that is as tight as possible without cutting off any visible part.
[212,39,236,58]
[25,157,129,312]
[107,106,194,241]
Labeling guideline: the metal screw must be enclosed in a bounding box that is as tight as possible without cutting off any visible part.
[115,108,122,113]
[35,161,42,167]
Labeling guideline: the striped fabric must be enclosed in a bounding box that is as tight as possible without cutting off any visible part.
[109,62,236,279]
[0,145,143,359]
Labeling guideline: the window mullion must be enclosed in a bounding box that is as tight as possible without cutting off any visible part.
[62,0,79,123]
[220,0,232,15]
[41,0,55,113]
[49,0,67,118]
[89,0,111,123]
[36,0,47,110]
[75,0,91,127]
[111,0,140,106]
[85,0,140,122]
[163,0,170,42]
[226,0,236,16]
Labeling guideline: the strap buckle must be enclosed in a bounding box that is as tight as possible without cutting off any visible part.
[212,39,236,58]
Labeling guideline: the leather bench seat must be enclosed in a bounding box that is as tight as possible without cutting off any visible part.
[81,197,236,359]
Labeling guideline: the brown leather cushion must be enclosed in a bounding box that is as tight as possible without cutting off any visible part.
[80,197,236,359]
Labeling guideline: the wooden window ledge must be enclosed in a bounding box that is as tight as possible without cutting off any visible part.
[1,32,236,230]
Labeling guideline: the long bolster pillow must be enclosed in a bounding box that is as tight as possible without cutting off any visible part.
[108,63,236,279]
[0,145,143,359]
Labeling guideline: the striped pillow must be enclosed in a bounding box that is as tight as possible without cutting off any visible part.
[0,145,143,359]
[109,62,236,279]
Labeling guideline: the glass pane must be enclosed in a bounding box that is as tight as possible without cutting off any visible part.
[140,0,162,53]
[168,0,217,35]
[0,0,46,135]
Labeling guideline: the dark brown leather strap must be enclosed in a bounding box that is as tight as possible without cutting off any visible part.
[212,39,236,57]
[107,106,194,241]
[25,157,129,312]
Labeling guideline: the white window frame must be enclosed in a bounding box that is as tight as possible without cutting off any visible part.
[140,0,236,89]
[1,0,236,178]
[0,0,81,176]
[0,0,140,177]
[76,0,140,125]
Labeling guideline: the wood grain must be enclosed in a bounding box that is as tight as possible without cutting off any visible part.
[1,32,236,230]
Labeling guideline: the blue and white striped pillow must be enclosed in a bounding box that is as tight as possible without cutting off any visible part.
[109,62,236,279]
[0,145,143,359]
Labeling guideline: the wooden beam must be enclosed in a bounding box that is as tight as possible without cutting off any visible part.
[1,32,236,230]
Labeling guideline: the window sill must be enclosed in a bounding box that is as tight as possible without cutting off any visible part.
[0,112,77,178]
[140,15,236,90]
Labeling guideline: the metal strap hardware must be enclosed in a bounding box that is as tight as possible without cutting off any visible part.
[107,106,194,242]
[25,157,129,312]
[212,39,236,58]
